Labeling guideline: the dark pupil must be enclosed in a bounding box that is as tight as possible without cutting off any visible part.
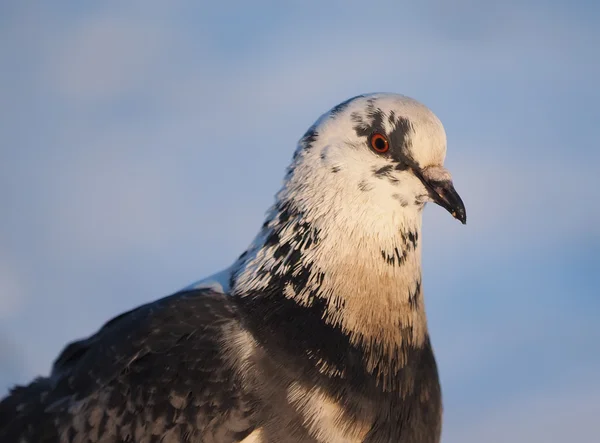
[374,137,386,150]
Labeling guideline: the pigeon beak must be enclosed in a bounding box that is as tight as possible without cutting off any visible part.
[428,179,467,224]
[413,166,467,224]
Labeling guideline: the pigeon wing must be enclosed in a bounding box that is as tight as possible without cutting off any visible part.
[0,289,257,443]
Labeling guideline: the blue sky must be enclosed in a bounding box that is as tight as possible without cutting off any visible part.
[1,1,599,442]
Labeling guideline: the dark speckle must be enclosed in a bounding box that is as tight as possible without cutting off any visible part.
[381,245,410,267]
[392,194,409,207]
[381,250,395,266]
[394,247,408,266]
[278,201,298,225]
[300,126,318,150]
[350,111,363,125]
[331,166,341,173]
[358,180,374,192]
[400,230,419,251]
[373,165,394,177]
[408,278,422,309]
[287,248,302,267]
[414,195,426,206]
[290,264,313,295]
[380,248,410,267]
[273,241,291,260]
[292,221,320,249]
[265,230,280,247]
[373,164,399,184]
[407,231,418,249]
[317,272,325,286]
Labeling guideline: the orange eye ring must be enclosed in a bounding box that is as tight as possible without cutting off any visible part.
[369,133,389,153]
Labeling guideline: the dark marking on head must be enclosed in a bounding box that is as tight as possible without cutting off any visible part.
[394,162,410,172]
[373,164,394,177]
[372,164,400,185]
[331,165,341,173]
[352,102,418,169]
[352,106,385,140]
[358,180,374,192]
[329,95,364,116]
[414,195,427,206]
[392,193,409,207]
[388,110,396,125]
[389,117,414,158]
[300,126,318,151]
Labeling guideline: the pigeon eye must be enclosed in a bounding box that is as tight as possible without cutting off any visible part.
[369,133,389,153]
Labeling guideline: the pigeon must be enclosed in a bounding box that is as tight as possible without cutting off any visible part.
[0,93,466,443]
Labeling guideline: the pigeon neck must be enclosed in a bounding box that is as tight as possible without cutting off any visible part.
[232,197,429,387]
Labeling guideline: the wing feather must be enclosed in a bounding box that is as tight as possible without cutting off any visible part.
[0,289,256,443]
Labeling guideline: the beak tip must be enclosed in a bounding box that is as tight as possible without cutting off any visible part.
[451,210,467,225]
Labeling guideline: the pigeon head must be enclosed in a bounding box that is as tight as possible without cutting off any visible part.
[285,93,466,226]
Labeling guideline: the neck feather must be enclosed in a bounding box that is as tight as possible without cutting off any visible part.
[231,188,428,386]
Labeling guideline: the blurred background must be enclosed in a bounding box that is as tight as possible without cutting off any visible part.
[1,1,598,442]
